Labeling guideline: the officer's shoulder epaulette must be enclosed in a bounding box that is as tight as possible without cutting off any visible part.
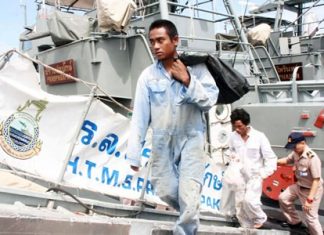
[306,151,315,159]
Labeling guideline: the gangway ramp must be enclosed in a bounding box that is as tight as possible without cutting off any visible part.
[0,203,293,235]
[0,171,308,234]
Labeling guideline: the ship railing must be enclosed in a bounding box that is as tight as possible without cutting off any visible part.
[132,0,263,76]
[133,1,246,42]
[282,0,323,35]
[134,0,227,20]
[177,35,256,77]
[256,64,324,103]
[249,46,269,83]
[291,65,324,103]
[176,36,263,81]
[284,19,324,37]
[266,36,280,57]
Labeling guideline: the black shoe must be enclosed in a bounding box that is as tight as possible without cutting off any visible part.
[230,215,239,223]
[280,221,291,228]
[281,222,306,229]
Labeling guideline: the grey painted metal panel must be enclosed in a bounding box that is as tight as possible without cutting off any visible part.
[131,14,217,52]
[127,35,154,102]
[271,53,323,81]
[38,35,153,100]
[240,103,324,153]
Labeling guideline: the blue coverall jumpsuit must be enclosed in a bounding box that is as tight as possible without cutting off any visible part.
[127,61,218,234]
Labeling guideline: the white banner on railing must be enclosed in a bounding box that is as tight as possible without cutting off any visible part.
[0,57,89,182]
[0,56,224,213]
[63,99,225,210]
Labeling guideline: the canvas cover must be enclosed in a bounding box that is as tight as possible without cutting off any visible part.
[47,11,96,46]
[215,33,241,51]
[247,23,271,46]
[44,0,96,10]
[96,0,137,32]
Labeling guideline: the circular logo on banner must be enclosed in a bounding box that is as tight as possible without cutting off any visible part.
[0,112,42,159]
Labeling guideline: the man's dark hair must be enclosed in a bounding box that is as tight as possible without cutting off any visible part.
[149,19,178,39]
[230,108,250,125]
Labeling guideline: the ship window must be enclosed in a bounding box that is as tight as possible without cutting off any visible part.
[21,40,32,51]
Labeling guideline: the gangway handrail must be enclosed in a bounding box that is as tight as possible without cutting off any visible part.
[250,46,270,83]
[267,37,280,57]
[252,45,281,82]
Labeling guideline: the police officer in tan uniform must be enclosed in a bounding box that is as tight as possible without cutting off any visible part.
[278,132,323,235]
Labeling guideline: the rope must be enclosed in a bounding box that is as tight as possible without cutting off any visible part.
[47,187,144,217]
[0,50,15,70]
[0,163,145,217]
[0,163,144,217]
[0,49,13,58]
[96,87,133,113]
[2,49,132,113]
[204,142,230,166]
[205,141,229,152]
[14,49,96,87]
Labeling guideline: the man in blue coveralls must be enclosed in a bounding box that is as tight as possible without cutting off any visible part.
[127,19,218,234]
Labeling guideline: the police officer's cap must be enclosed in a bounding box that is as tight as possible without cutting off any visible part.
[285,132,305,149]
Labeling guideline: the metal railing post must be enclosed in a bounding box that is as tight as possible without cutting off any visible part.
[159,0,169,19]
[291,66,300,103]
[138,158,153,203]
[56,86,97,183]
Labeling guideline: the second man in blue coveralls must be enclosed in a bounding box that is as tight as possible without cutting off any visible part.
[127,19,218,234]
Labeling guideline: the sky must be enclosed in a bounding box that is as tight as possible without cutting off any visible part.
[0,0,38,53]
[0,0,322,54]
